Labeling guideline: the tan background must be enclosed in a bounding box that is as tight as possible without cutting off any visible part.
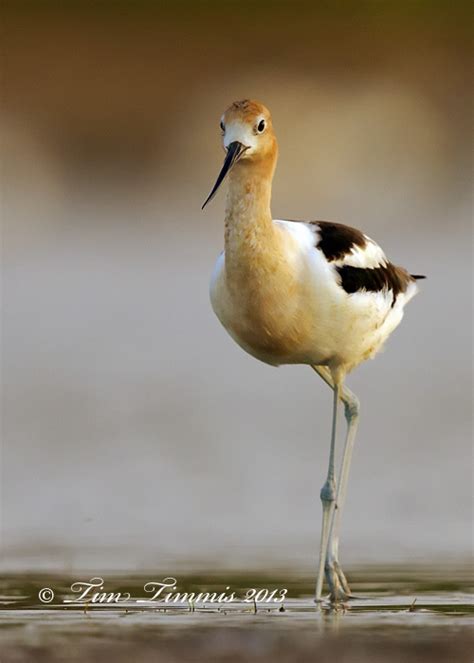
[2,1,472,571]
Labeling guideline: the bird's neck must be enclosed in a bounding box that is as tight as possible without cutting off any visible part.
[224,159,277,274]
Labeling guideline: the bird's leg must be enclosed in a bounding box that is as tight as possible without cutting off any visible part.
[314,380,339,602]
[312,366,360,601]
[326,384,360,598]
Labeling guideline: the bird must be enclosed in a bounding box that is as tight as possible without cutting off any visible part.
[202,99,425,603]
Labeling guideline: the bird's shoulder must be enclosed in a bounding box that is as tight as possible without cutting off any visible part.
[274,218,384,264]
[274,218,421,304]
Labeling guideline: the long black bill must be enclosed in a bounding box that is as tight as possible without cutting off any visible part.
[202,141,246,209]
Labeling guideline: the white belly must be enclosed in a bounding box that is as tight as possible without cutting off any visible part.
[210,248,416,373]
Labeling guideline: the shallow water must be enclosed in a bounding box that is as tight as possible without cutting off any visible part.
[1,567,472,662]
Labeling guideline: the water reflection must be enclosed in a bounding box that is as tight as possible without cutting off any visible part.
[0,568,472,662]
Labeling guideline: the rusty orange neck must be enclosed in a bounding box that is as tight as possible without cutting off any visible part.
[224,154,279,278]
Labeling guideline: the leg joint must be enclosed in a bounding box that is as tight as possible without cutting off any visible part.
[343,393,360,422]
[320,478,336,504]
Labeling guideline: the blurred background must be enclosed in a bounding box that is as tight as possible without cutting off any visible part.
[2,1,472,573]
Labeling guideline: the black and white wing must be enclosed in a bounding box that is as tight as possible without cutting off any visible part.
[278,219,424,307]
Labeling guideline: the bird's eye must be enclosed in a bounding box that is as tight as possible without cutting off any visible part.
[257,119,266,133]
[220,120,225,132]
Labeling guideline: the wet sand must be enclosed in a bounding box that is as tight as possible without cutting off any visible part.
[1,567,472,662]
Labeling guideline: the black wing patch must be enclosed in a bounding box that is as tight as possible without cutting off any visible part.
[313,221,367,262]
[336,263,414,306]
[280,218,424,305]
[282,219,367,261]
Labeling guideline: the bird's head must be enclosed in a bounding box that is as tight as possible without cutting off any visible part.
[202,99,277,209]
